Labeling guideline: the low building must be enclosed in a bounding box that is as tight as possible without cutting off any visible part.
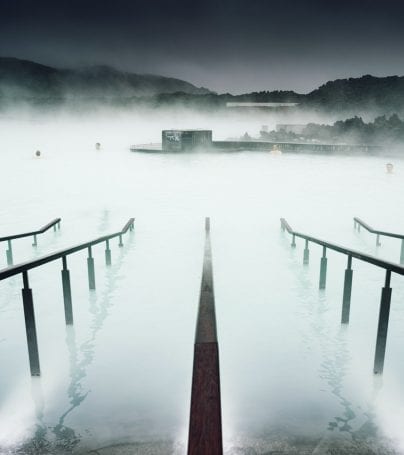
[162,130,212,152]
[226,102,299,109]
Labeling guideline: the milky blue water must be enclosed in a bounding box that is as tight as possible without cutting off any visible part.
[0,115,404,454]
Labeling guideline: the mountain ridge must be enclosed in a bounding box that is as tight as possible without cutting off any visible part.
[1,58,404,115]
[0,57,211,98]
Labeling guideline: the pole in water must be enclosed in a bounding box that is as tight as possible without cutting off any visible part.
[187,217,223,455]
[341,255,353,324]
[105,239,112,265]
[87,246,96,290]
[400,239,404,265]
[61,256,73,325]
[303,239,309,265]
[6,239,13,265]
[21,271,41,376]
[373,270,392,375]
[319,246,327,289]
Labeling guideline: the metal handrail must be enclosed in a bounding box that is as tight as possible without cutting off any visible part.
[281,218,404,275]
[0,217,134,377]
[354,217,404,264]
[354,217,404,240]
[0,218,134,281]
[280,217,403,375]
[1,218,62,265]
[0,218,61,242]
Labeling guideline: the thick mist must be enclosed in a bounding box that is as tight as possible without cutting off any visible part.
[1,107,404,454]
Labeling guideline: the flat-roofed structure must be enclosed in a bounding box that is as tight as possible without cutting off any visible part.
[226,102,299,108]
[162,129,212,152]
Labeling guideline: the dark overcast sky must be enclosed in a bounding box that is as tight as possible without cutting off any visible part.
[0,0,404,93]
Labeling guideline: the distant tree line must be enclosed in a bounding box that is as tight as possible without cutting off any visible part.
[260,114,404,145]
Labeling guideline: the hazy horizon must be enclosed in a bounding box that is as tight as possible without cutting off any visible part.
[3,55,404,96]
[1,0,404,94]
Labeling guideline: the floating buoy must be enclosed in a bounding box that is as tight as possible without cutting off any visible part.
[386,163,394,173]
[35,150,41,157]
[95,142,101,150]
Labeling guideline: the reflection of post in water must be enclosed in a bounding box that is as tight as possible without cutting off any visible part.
[284,238,379,443]
[49,229,134,449]
[25,215,133,450]
[30,377,47,444]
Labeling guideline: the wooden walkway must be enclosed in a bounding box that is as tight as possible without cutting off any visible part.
[188,218,223,455]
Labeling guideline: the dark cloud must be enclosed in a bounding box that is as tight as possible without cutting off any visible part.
[1,0,404,93]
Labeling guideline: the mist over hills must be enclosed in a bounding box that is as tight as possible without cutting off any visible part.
[0,57,210,99]
[1,57,404,116]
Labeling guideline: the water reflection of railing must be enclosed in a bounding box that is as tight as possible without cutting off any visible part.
[0,218,134,377]
[280,217,404,375]
[354,217,404,264]
[0,218,61,265]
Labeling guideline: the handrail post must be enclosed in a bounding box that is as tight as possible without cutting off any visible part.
[376,234,381,247]
[291,234,296,248]
[319,246,327,289]
[373,270,392,374]
[32,234,37,247]
[119,234,123,247]
[61,256,73,325]
[21,271,41,376]
[341,255,353,324]
[87,246,96,290]
[303,239,309,265]
[105,239,112,266]
[6,239,13,266]
[53,224,57,232]
[400,239,404,265]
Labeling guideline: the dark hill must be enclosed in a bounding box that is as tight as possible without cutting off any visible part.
[0,57,211,99]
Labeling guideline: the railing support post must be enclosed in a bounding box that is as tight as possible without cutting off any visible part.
[53,224,57,232]
[87,246,96,290]
[21,271,41,376]
[400,239,404,265]
[373,270,392,375]
[61,256,73,325]
[376,234,381,247]
[105,239,111,266]
[119,234,123,247]
[319,246,327,289]
[6,239,13,266]
[303,239,309,265]
[32,234,37,247]
[341,256,353,324]
[291,234,296,248]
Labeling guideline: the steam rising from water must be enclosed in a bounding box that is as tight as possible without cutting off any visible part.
[0,108,404,454]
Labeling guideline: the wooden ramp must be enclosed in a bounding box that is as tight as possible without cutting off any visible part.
[187,218,223,455]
